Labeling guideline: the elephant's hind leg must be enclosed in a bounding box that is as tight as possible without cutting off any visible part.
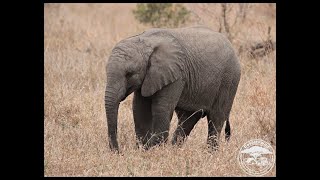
[207,82,231,150]
[207,111,225,151]
[207,71,239,150]
[222,71,241,142]
[132,90,152,148]
[172,108,202,146]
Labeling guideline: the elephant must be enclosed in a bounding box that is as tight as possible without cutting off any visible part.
[105,26,241,152]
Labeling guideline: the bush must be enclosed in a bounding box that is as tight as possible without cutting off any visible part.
[133,3,190,28]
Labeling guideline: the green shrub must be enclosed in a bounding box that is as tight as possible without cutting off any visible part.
[133,3,190,28]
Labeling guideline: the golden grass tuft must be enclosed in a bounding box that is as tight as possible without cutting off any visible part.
[44,3,276,176]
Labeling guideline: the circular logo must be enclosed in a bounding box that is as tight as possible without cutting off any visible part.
[238,139,275,176]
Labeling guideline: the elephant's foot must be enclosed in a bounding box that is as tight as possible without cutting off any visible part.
[225,120,231,141]
[171,130,187,147]
[171,137,185,147]
[207,135,220,151]
[143,132,169,150]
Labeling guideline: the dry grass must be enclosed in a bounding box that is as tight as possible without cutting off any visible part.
[44,3,276,176]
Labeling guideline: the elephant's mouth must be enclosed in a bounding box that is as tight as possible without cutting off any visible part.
[121,86,136,102]
[120,96,126,102]
[120,92,130,102]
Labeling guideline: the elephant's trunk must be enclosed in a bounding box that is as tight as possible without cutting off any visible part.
[105,77,125,152]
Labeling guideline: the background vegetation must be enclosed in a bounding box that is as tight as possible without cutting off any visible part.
[133,3,190,28]
[44,3,276,176]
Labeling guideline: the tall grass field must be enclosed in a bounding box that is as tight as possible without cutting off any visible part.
[44,3,276,176]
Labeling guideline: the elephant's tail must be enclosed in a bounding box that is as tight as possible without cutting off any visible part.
[225,119,231,141]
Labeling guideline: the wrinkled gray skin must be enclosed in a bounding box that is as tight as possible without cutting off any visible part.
[105,26,241,152]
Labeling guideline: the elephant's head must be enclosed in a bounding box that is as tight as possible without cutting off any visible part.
[105,33,184,151]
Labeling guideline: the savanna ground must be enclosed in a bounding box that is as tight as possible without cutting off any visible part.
[44,3,276,176]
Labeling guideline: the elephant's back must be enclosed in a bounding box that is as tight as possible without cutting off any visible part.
[170,27,235,65]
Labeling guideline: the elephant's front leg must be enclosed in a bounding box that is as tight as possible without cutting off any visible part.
[146,79,184,149]
[133,90,152,148]
[172,108,202,146]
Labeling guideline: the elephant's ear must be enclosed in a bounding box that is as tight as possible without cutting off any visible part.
[141,40,183,97]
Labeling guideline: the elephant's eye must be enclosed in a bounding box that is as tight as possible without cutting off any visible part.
[126,71,134,78]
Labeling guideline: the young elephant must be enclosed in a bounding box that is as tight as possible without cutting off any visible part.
[105,26,241,152]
